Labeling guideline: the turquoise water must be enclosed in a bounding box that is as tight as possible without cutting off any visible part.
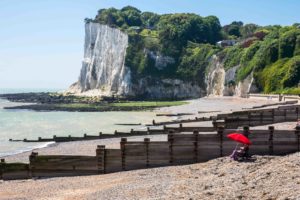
[0,89,164,157]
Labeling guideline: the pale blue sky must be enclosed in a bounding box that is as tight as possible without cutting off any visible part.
[0,0,299,89]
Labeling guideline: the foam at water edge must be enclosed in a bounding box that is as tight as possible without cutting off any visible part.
[0,142,56,158]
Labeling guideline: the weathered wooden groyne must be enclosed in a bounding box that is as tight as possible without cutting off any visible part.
[8,104,300,143]
[9,128,164,143]
[244,100,298,109]
[148,116,216,126]
[216,104,300,128]
[249,93,300,102]
[1,126,300,180]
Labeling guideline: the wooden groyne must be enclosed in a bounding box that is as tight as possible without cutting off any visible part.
[9,128,165,143]
[249,93,300,102]
[9,124,217,143]
[9,105,300,143]
[156,113,194,117]
[147,116,216,126]
[215,104,300,128]
[2,126,300,180]
[243,100,298,110]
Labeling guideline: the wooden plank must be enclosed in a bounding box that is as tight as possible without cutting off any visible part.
[32,160,98,168]
[105,149,122,158]
[124,148,146,154]
[171,134,195,138]
[148,149,169,154]
[124,152,147,156]
[31,170,98,177]
[172,160,195,164]
[2,171,30,180]
[149,155,170,160]
[172,146,194,151]
[273,130,296,137]
[198,142,220,146]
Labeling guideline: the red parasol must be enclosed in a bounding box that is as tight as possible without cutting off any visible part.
[227,133,252,145]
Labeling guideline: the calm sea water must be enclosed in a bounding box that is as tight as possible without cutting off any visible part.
[0,89,166,157]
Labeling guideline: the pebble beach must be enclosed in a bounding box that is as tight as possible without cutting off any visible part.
[1,97,299,200]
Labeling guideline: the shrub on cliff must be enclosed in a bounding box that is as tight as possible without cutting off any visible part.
[177,43,220,86]
[256,56,300,93]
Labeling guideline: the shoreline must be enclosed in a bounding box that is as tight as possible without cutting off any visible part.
[1,96,300,199]
[0,92,189,112]
[3,96,281,163]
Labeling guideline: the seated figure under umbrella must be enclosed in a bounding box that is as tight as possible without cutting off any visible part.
[227,133,251,161]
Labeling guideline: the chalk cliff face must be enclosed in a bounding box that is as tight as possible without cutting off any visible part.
[68,22,257,99]
[205,55,258,97]
[133,77,204,99]
[206,55,225,96]
[68,23,203,99]
[68,23,131,96]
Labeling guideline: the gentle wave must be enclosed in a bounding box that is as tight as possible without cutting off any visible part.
[1,142,56,157]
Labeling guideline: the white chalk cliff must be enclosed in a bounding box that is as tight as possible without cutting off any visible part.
[68,22,203,99]
[68,23,131,96]
[68,22,257,99]
[206,55,258,97]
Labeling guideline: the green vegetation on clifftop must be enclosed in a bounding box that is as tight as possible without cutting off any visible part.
[88,6,300,94]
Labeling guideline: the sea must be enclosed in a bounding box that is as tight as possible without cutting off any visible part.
[0,88,167,157]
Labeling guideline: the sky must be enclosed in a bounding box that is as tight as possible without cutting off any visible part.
[0,0,299,89]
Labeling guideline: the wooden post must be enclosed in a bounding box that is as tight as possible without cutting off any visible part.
[212,120,216,128]
[0,159,4,180]
[268,126,274,155]
[120,138,127,170]
[168,131,174,164]
[179,123,183,132]
[248,112,251,126]
[296,126,300,152]
[147,127,150,135]
[152,120,156,125]
[217,127,224,157]
[144,138,150,167]
[193,130,199,163]
[96,145,105,174]
[224,117,228,129]
[29,152,38,178]
[284,109,287,121]
[243,126,250,138]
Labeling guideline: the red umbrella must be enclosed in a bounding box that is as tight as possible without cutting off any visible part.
[227,133,252,145]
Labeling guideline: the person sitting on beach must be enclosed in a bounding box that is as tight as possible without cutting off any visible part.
[230,144,250,161]
[238,145,250,158]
